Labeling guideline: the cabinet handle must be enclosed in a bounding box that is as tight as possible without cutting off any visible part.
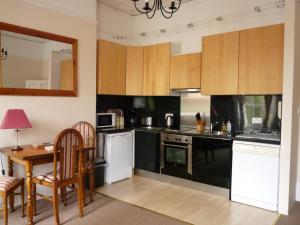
[163,143,189,149]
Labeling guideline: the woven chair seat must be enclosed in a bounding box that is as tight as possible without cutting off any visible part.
[0,176,19,192]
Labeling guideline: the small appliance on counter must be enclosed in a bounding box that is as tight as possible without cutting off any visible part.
[141,116,153,127]
[96,112,116,129]
[127,108,139,127]
[107,108,124,127]
[165,113,174,128]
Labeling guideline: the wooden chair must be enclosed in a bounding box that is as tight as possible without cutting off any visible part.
[72,121,96,205]
[0,176,25,225]
[32,128,84,225]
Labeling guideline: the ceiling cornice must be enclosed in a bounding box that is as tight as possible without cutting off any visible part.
[22,0,98,24]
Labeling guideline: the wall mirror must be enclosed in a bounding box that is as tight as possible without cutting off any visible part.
[0,22,77,96]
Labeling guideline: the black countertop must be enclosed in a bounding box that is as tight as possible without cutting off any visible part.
[96,126,281,145]
[96,127,134,134]
[233,136,280,145]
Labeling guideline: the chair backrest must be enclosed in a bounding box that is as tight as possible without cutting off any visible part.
[53,128,84,181]
[72,121,96,148]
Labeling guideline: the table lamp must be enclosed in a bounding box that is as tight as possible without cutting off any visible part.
[0,109,32,150]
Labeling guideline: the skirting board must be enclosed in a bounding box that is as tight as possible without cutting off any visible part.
[296,182,300,201]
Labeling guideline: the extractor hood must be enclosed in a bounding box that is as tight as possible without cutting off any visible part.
[171,88,201,93]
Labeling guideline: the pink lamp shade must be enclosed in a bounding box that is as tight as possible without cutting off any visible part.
[0,109,32,129]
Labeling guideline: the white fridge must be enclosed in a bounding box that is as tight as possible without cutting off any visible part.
[105,131,134,184]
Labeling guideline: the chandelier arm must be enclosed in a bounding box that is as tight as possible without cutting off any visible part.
[145,1,158,19]
[160,7,174,19]
[134,1,147,14]
[132,0,181,19]
[161,0,182,14]
[134,0,156,14]
[146,9,157,19]
[149,0,158,13]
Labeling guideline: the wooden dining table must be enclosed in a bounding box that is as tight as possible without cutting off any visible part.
[1,145,94,225]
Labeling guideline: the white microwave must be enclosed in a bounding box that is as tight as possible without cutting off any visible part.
[96,113,116,128]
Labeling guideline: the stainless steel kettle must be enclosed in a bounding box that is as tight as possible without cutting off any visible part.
[165,114,174,127]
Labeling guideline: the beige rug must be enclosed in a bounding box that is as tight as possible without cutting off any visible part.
[275,202,300,225]
[0,193,189,225]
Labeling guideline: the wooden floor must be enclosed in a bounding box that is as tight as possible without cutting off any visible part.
[97,175,279,225]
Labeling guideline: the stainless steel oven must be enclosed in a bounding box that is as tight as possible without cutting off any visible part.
[160,132,192,179]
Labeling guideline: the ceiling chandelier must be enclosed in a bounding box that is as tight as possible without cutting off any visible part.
[132,0,182,19]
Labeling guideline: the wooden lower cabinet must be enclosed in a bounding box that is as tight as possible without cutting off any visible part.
[238,24,284,94]
[201,31,239,95]
[97,40,126,95]
[143,43,170,96]
[126,46,144,96]
[170,53,201,89]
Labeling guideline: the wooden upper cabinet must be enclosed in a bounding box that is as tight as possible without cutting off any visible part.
[126,46,144,96]
[143,43,170,96]
[170,53,201,89]
[201,31,239,95]
[97,40,126,95]
[239,24,284,94]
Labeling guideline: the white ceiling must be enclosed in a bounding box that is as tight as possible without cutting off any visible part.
[97,0,197,16]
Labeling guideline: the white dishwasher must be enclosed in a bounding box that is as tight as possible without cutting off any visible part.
[105,131,134,184]
[231,141,280,211]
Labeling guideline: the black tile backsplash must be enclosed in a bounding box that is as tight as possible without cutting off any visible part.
[211,95,282,135]
[97,95,180,129]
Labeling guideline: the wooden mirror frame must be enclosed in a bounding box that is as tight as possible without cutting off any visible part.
[0,22,78,97]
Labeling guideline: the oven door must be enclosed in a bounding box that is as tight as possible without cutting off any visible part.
[161,142,192,179]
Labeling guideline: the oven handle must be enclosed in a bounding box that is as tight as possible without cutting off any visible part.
[162,143,189,149]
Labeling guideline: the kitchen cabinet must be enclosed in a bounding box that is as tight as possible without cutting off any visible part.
[135,130,161,173]
[143,43,170,96]
[97,39,126,95]
[192,137,232,189]
[239,24,284,94]
[170,53,201,89]
[201,31,239,95]
[126,46,144,95]
[231,141,280,211]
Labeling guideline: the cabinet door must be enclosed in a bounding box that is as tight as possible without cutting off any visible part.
[135,130,161,173]
[143,43,170,96]
[239,24,284,94]
[201,32,239,95]
[170,53,201,89]
[97,40,126,95]
[126,46,144,95]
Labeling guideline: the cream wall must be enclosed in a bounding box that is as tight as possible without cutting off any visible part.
[278,0,300,214]
[294,0,300,202]
[0,0,97,200]
[23,0,97,22]
[97,3,135,41]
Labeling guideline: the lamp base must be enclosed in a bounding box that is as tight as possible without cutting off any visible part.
[12,146,23,151]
